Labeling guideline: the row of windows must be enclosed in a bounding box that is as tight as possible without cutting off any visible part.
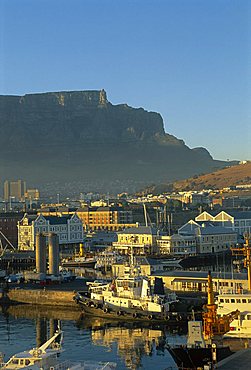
[219,298,251,304]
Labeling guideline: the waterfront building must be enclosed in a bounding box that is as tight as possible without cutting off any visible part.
[112,225,158,255]
[112,256,166,276]
[178,220,237,254]
[150,270,248,293]
[195,210,251,236]
[18,213,84,250]
[4,180,26,201]
[76,206,136,231]
[156,234,196,256]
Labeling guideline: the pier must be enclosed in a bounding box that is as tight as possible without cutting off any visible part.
[217,348,251,369]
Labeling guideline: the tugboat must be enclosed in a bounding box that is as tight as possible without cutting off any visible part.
[167,271,239,369]
[74,254,190,324]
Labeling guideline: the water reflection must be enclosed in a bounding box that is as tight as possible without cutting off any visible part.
[1,305,185,369]
[77,317,186,370]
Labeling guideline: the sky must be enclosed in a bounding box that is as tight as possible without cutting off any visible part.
[0,0,250,161]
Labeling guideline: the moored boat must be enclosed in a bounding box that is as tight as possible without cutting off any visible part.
[216,237,251,338]
[74,262,191,324]
[0,329,63,369]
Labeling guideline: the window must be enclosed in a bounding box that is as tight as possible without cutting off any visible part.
[225,299,230,303]
[231,299,235,303]
[242,299,247,303]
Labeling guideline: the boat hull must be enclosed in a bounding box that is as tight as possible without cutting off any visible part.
[61,261,96,268]
[75,298,194,325]
[167,346,233,369]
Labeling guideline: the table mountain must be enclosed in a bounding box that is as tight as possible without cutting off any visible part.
[0,89,229,193]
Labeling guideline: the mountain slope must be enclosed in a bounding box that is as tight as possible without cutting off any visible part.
[145,162,251,194]
[0,89,230,192]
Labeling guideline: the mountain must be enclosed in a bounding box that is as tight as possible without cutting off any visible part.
[0,89,231,193]
[143,162,251,194]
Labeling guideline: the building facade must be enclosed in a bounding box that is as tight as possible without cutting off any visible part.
[195,210,251,236]
[0,212,24,248]
[178,220,237,254]
[113,226,158,255]
[156,234,196,256]
[77,206,136,231]
[18,213,84,250]
[4,180,26,201]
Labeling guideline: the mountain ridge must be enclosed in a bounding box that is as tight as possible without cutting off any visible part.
[0,89,231,192]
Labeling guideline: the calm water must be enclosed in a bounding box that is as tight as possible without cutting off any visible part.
[0,305,187,369]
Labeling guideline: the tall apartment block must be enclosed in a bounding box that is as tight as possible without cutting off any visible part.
[4,180,26,201]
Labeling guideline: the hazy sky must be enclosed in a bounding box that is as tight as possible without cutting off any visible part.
[0,0,250,161]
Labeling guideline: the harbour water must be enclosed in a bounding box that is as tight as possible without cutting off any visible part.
[0,305,186,369]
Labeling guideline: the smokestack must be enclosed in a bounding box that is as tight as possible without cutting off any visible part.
[36,233,46,274]
[48,233,59,275]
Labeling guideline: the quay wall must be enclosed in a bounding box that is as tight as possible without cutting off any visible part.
[7,288,78,307]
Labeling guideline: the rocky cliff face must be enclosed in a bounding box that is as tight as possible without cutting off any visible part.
[0,90,226,192]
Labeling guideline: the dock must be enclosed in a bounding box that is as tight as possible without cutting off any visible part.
[217,348,251,369]
[0,279,87,307]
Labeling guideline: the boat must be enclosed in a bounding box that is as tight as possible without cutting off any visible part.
[167,271,238,369]
[0,328,117,370]
[216,237,251,338]
[74,257,189,324]
[167,321,233,369]
[94,251,124,271]
[0,329,63,369]
[61,256,96,268]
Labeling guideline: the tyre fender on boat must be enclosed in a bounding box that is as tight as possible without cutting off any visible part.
[103,307,109,313]
[176,314,183,321]
[166,314,170,321]
[148,314,153,320]
[133,313,138,318]
[94,303,99,309]
[116,310,123,316]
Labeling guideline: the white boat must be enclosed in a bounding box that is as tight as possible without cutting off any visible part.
[216,288,251,338]
[215,238,251,338]
[0,330,117,370]
[74,262,181,322]
[94,251,124,271]
[0,329,63,369]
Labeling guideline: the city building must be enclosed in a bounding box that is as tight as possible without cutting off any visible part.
[150,270,248,293]
[25,189,40,201]
[18,213,84,250]
[112,226,158,255]
[0,212,24,248]
[195,210,251,236]
[76,206,136,231]
[178,220,237,254]
[156,234,196,256]
[4,180,26,201]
